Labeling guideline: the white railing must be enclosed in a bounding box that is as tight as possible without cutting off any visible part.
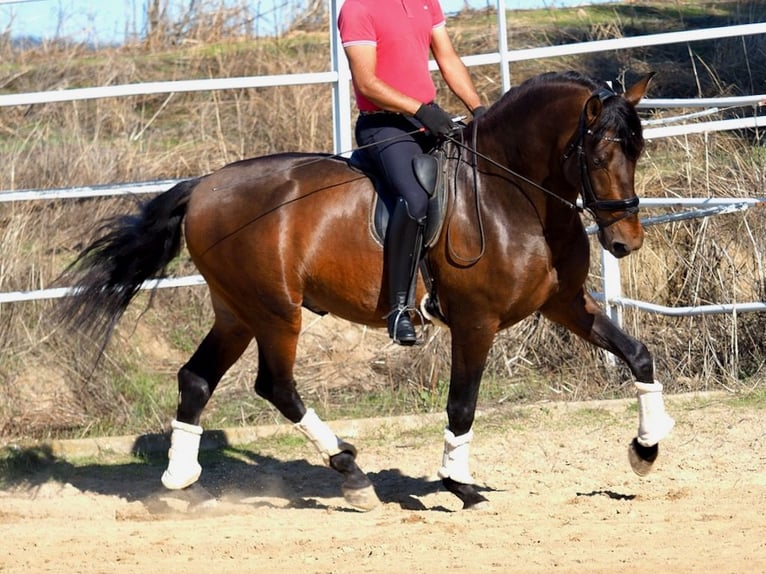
[595,199,766,327]
[1,2,765,327]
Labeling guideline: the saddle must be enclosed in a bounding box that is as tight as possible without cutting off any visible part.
[348,148,448,248]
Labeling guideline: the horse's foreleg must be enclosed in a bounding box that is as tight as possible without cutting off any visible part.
[440,327,496,509]
[541,291,674,475]
[162,315,253,490]
[253,327,379,511]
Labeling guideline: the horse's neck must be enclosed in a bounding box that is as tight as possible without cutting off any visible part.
[478,98,582,202]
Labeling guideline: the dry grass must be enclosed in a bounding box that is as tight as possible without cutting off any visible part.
[1,0,766,439]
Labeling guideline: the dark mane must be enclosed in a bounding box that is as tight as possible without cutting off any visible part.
[485,70,644,160]
[525,70,604,92]
[490,70,603,109]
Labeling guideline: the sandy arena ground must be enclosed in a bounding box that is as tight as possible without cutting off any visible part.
[1,394,764,573]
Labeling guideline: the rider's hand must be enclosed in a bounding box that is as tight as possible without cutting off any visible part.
[471,106,488,119]
[414,104,457,137]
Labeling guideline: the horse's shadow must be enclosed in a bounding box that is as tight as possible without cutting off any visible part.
[1,431,494,513]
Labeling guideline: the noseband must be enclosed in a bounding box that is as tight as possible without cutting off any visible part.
[563,88,640,229]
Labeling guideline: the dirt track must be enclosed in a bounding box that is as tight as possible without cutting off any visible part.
[1,394,764,574]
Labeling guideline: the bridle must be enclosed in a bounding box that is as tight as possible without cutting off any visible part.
[561,88,640,229]
[446,87,641,232]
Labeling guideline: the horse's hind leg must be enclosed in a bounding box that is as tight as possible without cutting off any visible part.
[252,313,379,511]
[162,304,253,490]
[541,290,674,476]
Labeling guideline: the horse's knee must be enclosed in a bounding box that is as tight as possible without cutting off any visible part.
[445,406,475,436]
[630,341,654,381]
[177,367,211,422]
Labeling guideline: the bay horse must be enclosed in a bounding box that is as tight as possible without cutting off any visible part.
[60,70,674,511]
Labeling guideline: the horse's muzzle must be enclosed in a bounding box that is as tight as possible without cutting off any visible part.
[599,222,644,258]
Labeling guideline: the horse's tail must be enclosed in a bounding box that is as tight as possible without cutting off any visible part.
[58,177,201,351]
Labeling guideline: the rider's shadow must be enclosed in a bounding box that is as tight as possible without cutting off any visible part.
[0,432,489,513]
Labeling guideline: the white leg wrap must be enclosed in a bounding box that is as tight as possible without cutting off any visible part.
[437,428,475,485]
[295,408,343,465]
[635,382,675,447]
[161,419,203,490]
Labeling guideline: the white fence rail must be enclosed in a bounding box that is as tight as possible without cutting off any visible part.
[2,2,765,328]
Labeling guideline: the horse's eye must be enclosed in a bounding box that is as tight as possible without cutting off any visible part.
[591,155,606,168]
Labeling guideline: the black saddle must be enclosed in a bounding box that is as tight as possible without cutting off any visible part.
[348,149,448,248]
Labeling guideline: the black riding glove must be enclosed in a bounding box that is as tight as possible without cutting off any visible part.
[414,103,456,137]
[471,106,488,119]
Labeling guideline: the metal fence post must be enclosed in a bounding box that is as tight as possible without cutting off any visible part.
[601,249,623,328]
[330,0,352,156]
[600,249,623,366]
[495,0,511,93]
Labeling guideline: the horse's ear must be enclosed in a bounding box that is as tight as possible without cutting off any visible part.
[584,94,603,127]
[623,72,655,106]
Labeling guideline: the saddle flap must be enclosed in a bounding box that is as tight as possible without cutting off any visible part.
[412,153,439,198]
[350,148,448,251]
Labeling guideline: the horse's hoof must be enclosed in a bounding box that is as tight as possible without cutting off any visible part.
[465,499,491,512]
[628,437,659,477]
[342,484,380,511]
[337,440,357,459]
[442,477,489,510]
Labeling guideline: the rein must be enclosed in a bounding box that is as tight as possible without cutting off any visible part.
[444,131,579,213]
[444,118,486,266]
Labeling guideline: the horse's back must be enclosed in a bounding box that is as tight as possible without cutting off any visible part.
[183,152,389,326]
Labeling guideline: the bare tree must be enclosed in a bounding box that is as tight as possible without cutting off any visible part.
[146,0,168,48]
[287,0,327,31]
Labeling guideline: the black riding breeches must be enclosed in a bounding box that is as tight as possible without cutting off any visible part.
[354,112,436,221]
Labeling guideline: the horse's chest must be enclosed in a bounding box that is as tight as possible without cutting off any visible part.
[491,248,560,317]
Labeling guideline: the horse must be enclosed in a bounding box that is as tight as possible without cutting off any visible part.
[59,70,674,511]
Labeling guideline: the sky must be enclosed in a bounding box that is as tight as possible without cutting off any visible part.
[0,0,614,45]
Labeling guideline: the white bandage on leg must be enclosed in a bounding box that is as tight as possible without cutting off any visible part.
[437,428,475,485]
[161,419,203,490]
[635,382,675,447]
[295,408,344,465]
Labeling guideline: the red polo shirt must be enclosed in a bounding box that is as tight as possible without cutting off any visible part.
[338,0,446,112]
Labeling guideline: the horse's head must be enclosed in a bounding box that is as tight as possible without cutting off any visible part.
[562,73,653,258]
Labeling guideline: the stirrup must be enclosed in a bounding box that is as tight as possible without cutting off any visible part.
[387,305,425,346]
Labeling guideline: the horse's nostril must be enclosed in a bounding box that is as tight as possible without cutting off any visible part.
[612,242,631,258]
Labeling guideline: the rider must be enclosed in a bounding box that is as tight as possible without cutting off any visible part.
[338,0,486,345]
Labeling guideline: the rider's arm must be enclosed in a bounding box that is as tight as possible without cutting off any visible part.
[430,25,483,114]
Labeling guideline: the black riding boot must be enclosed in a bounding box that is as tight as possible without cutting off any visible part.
[385,197,423,346]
